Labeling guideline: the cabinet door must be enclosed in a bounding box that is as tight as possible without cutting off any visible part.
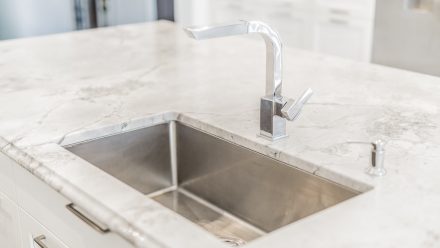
[314,17,373,61]
[0,192,21,248]
[175,0,212,26]
[0,152,18,201]
[210,0,255,23]
[19,209,69,248]
[315,0,375,20]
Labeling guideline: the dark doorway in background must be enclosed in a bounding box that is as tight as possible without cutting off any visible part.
[157,0,174,21]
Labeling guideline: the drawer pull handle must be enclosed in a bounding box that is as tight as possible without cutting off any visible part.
[329,18,349,25]
[66,203,110,233]
[329,8,350,15]
[34,235,49,248]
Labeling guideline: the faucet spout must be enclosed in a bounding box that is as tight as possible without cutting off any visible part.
[184,20,283,98]
[184,21,249,40]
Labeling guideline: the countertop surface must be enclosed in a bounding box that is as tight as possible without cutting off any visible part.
[1,21,439,247]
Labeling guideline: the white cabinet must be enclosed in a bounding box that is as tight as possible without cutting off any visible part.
[315,0,374,19]
[206,0,376,61]
[175,0,212,26]
[0,152,135,248]
[313,0,375,61]
[0,151,18,201]
[0,153,21,248]
[266,10,315,50]
[0,192,21,248]
[314,17,373,61]
[13,156,135,248]
[19,209,68,248]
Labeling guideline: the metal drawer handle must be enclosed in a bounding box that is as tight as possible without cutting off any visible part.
[329,18,349,25]
[66,203,110,233]
[34,235,49,248]
[329,8,350,15]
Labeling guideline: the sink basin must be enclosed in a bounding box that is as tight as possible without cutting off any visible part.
[65,121,361,245]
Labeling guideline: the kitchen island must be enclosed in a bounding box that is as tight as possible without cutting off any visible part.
[0,21,439,248]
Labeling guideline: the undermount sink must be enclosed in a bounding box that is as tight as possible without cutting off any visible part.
[65,121,361,246]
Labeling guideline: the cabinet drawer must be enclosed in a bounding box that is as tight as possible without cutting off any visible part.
[314,16,373,61]
[14,164,135,248]
[210,0,256,23]
[315,0,375,20]
[19,209,68,248]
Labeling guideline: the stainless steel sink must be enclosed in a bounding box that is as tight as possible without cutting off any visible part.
[65,121,361,245]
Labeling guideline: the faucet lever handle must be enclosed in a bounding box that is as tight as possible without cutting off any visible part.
[281,88,313,121]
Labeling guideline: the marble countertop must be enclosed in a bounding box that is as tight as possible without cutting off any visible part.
[1,21,439,248]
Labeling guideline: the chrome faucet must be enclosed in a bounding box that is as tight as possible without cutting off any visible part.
[184,20,313,140]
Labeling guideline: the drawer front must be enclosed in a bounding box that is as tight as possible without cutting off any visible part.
[210,0,257,23]
[314,16,373,61]
[315,0,375,20]
[19,209,68,248]
[14,164,135,248]
[0,152,18,201]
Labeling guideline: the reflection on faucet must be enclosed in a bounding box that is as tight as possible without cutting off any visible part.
[184,20,313,141]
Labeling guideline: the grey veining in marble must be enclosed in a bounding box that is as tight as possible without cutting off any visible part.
[1,21,440,247]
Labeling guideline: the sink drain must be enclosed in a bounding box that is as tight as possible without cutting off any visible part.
[218,236,246,247]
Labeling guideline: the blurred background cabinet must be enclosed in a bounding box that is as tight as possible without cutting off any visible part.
[0,151,136,248]
[0,0,377,62]
[372,0,440,76]
[2,0,440,74]
[205,0,376,61]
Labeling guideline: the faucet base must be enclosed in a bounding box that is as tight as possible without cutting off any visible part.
[259,96,288,141]
[258,131,288,141]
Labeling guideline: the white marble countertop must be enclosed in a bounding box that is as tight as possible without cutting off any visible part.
[1,21,439,248]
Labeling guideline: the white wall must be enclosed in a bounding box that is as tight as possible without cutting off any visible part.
[177,0,375,62]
